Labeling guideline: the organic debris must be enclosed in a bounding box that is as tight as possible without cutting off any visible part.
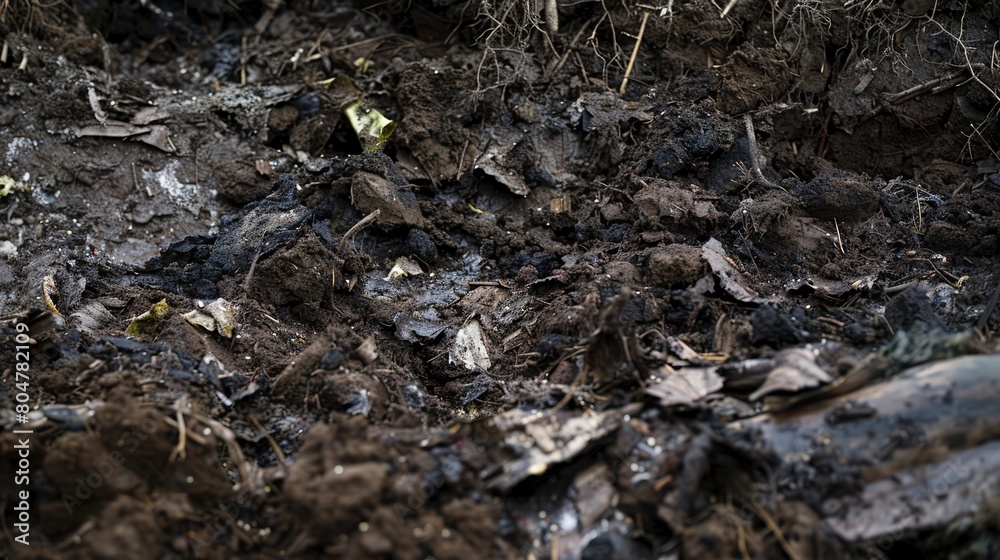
[181,298,238,338]
[123,298,169,336]
[2,1,1000,558]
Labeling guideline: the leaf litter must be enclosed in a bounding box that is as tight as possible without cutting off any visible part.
[1,1,1000,559]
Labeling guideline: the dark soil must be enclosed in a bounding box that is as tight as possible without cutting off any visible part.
[2,0,1000,558]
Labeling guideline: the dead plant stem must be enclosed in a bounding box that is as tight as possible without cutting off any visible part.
[743,115,781,189]
[339,209,381,250]
[619,12,649,94]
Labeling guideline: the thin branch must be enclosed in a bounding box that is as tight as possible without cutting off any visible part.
[743,114,782,189]
[339,209,381,250]
[619,12,650,94]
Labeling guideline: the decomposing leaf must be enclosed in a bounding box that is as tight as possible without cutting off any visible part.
[450,320,491,371]
[667,336,711,366]
[320,74,396,152]
[827,439,1000,544]
[76,120,176,152]
[344,100,396,152]
[70,302,116,340]
[646,366,724,407]
[786,275,876,298]
[42,275,62,317]
[394,309,447,342]
[353,57,373,73]
[355,335,378,365]
[350,171,426,229]
[749,347,834,400]
[125,298,170,336]
[701,238,765,303]
[181,298,238,338]
[473,142,530,196]
[384,256,423,281]
[549,195,571,213]
[133,125,175,152]
[88,86,108,125]
[75,121,151,138]
[132,105,172,125]
[0,175,28,196]
[480,404,640,491]
[573,463,616,529]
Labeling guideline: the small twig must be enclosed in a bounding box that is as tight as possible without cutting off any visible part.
[720,0,738,18]
[193,413,255,494]
[747,500,800,560]
[885,280,920,295]
[619,12,650,94]
[468,280,512,288]
[548,17,593,76]
[915,184,923,232]
[132,162,152,197]
[545,0,559,34]
[240,35,248,86]
[455,139,470,181]
[338,209,380,250]
[249,414,287,465]
[42,275,63,317]
[261,312,280,324]
[743,114,781,189]
[88,86,108,126]
[131,162,140,193]
[169,408,187,462]
[816,111,832,158]
[816,316,845,328]
[241,247,264,294]
[883,68,973,105]
[834,218,845,254]
[575,51,590,85]
[737,525,752,560]
[327,35,407,53]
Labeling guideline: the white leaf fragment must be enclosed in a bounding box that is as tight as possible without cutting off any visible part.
[182,298,238,338]
[450,320,491,371]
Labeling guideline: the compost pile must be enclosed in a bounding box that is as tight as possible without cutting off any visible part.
[2,0,1000,558]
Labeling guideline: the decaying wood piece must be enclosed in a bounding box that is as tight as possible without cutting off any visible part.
[742,355,1000,545]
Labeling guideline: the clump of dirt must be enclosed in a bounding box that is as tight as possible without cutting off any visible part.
[647,244,706,288]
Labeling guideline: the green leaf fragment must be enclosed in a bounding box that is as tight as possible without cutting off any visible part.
[0,176,28,197]
[125,298,170,336]
[344,101,396,152]
[317,75,396,153]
